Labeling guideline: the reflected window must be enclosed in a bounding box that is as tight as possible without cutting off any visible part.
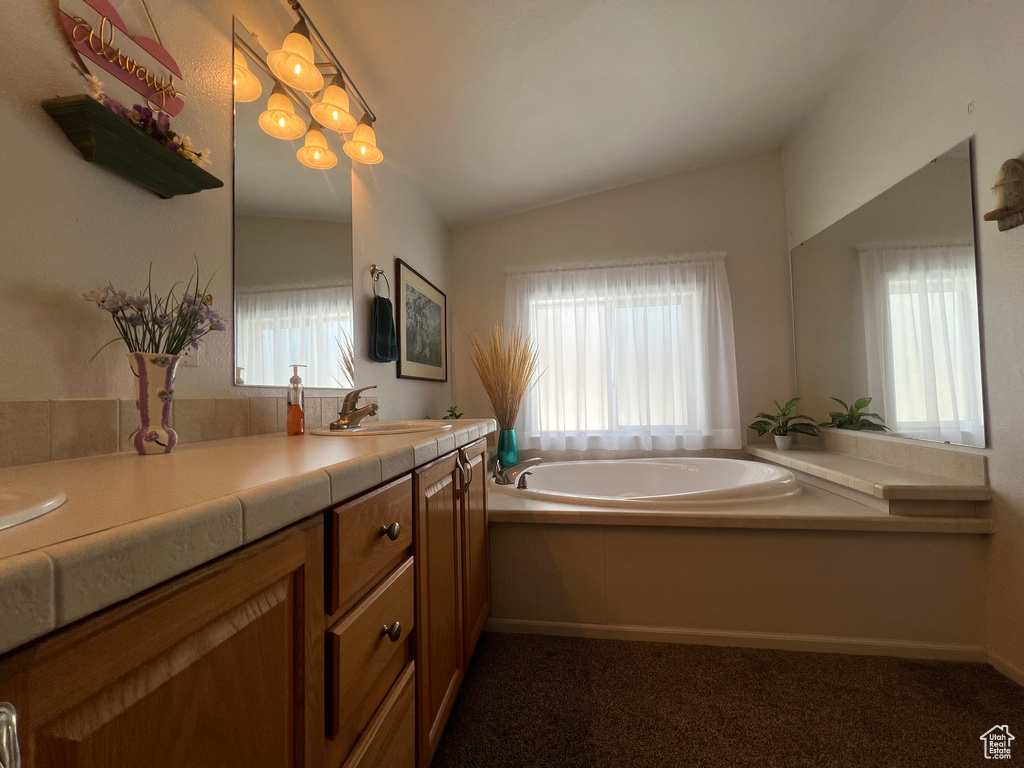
[860,243,984,446]
[236,285,354,388]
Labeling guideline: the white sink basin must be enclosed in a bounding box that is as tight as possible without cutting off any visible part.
[0,487,67,531]
[311,420,454,436]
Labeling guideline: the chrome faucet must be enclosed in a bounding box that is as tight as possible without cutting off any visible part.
[330,385,380,430]
[494,457,542,485]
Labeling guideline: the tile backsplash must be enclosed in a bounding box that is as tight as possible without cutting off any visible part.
[0,395,378,469]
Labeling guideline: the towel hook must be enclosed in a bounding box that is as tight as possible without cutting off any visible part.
[370,264,391,300]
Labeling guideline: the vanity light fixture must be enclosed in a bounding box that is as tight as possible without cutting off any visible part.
[233,48,263,103]
[258,84,306,140]
[267,20,324,94]
[311,75,357,133]
[343,115,384,165]
[297,120,338,170]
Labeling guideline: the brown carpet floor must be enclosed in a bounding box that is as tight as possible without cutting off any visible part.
[432,633,1024,768]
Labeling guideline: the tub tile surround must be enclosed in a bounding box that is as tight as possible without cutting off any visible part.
[0,394,380,469]
[746,428,990,517]
[488,479,992,535]
[0,418,495,654]
[800,428,988,483]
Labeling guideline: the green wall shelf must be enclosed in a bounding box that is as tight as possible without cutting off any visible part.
[41,95,224,199]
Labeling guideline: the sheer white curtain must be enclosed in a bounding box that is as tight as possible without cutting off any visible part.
[235,285,354,388]
[859,243,984,446]
[506,253,741,451]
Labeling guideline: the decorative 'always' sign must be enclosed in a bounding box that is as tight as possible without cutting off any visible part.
[59,0,185,115]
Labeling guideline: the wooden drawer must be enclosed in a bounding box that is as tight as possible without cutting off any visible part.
[327,557,414,760]
[342,662,416,768]
[327,475,413,617]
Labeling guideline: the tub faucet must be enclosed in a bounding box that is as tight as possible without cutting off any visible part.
[494,457,542,485]
[330,385,380,430]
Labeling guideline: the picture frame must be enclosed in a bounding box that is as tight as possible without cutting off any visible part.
[396,258,448,382]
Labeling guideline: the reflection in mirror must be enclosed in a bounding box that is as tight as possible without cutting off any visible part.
[233,20,354,389]
[791,139,985,447]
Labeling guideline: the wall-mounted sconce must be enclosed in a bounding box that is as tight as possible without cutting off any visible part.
[312,75,357,133]
[258,84,306,140]
[267,20,323,94]
[233,48,263,103]
[344,115,384,165]
[297,120,338,169]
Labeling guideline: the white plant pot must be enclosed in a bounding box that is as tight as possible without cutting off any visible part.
[774,435,794,450]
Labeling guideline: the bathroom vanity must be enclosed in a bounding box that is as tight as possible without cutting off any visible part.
[0,420,495,768]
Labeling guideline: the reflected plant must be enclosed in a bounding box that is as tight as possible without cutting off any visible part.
[820,397,890,432]
[333,325,356,389]
[748,398,819,438]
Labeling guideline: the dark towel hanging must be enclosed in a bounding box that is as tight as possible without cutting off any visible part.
[369,294,399,362]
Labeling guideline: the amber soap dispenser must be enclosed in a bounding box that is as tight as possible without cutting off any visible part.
[287,364,306,435]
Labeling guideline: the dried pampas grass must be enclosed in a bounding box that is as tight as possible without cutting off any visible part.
[469,324,539,430]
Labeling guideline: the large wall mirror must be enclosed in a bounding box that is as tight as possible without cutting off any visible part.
[791,139,986,447]
[232,20,354,389]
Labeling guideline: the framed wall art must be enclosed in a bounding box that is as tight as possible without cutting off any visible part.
[396,258,448,381]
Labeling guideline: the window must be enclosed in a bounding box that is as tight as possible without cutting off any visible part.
[506,254,741,451]
[860,244,984,446]
[235,285,354,388]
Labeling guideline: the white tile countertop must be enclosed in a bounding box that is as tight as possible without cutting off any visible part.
[0,419,495,655]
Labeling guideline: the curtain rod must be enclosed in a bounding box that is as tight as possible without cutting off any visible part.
[504,252,726,275]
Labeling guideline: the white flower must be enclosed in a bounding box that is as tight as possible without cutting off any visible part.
[193,148,212,168]
[179,135,195,153]
[84,74,104,100]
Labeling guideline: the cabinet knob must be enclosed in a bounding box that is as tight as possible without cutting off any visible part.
[379,522,401,541]
[381,621,402,642]
[0,703,21,768]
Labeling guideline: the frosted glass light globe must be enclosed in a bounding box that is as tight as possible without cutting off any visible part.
[297,126,338,170]
[311,78,356,133]
[343,118,384,165]
[258,90,306,141]
[268,25,324,93]
[233,48,262,103]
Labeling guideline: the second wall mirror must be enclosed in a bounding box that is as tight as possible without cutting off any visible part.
[790,139,986,447]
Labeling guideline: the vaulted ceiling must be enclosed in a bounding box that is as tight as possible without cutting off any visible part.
[310,0,911,225]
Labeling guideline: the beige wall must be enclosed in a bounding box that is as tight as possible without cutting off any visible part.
[0,0,449,419]
[235,215,353,290]
[449,150,793,434]
[782,0,1024,678]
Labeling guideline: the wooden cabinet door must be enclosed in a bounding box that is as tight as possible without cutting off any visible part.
[413,452,464,768]
[460,438,490,666]
[0,519,324,768]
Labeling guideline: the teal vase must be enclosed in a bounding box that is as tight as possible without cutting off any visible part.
[497,429,519,467]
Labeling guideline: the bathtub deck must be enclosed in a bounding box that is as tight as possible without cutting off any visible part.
[487,481,992,534]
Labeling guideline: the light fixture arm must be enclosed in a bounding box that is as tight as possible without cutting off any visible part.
[287,0,377,123]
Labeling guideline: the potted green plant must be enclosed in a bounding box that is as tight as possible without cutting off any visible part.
[748,398,819,450]
[820,397,890,432]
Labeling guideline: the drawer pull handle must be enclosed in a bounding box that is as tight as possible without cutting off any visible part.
[379,522,401,541]
[381,621,402,642]
[0,702,21,768]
